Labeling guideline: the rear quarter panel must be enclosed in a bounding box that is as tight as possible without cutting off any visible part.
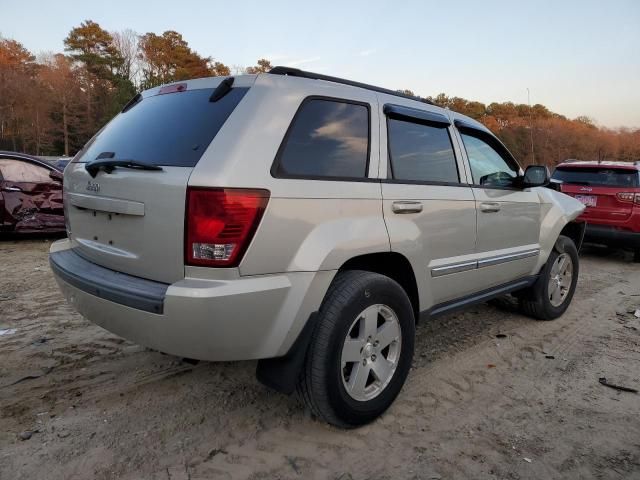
[188,74,390,276]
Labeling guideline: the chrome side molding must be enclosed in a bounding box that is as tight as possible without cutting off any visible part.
[477,249,539,268]
[431,260,477,277]
[431,249,539,277]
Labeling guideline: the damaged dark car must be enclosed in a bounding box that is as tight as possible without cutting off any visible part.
[0,151,65,234]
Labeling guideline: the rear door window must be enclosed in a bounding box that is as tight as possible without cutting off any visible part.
[387,118,459,183]
[274,98,370,179]
[78,87,248,167]
[552,167,639,187]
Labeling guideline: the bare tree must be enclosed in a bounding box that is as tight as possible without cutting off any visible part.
[111,29,140,86]
[231,64,246,75]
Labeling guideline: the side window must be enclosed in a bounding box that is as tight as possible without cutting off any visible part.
[0,160,51,183]
[387,118,459,183]
[460,132,519,187]
[274,98,369,179]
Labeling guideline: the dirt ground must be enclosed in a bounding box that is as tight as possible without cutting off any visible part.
[0,239,639,480]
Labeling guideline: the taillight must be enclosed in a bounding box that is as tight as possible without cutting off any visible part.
[617,192,634,203]
[617,192,640,204]
[185,188,269,267]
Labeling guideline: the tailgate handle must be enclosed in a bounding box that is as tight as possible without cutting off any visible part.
[392,201,423,214]
[67,192,145,216]
[480,202,501,213]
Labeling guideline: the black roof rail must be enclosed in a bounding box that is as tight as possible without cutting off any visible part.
[268,66,435,106]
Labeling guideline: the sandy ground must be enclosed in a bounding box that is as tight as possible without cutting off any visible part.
[0,239,639,480]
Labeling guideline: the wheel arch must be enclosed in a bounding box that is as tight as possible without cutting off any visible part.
[337,251,420,319]
[558,221,586,253]
[256,251,420,395]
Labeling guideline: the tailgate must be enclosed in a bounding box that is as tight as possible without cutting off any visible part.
[561,184,634,221]
[65,163,191,283]
[63,77,251,283]
[554,166,639,222]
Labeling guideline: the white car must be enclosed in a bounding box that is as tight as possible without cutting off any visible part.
[50,67,585,427]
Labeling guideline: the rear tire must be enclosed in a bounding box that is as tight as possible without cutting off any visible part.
[633,249,640,263]
[519,235,579,320]
[298,270,415,428]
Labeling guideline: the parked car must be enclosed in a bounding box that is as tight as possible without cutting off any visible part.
[49,68,585,427]
[0,151,65,234]
[40,157,71,171]
[552,160,640,261]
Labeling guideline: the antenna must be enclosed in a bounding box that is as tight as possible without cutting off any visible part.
[527,88,535,163]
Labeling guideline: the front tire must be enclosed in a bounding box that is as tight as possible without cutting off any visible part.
[298,270,415,428]
[519,235,579,320]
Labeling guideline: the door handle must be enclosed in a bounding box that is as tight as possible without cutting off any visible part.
[392,201,423,214]
[1,186,22,193]
[480,202,501,213]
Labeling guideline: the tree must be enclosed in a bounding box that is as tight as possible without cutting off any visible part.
[138,31,228,89]
[111,29,141,85]
[64,20,123,78]
[575,116,595,127]
[211,61,230,77]
[64,21,135,135]
[39,53,86,155]
[0,38,36,68]
[0,38,40,151]
[245,58,272,74]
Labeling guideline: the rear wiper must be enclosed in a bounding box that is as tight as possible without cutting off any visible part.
[85,158,163,178]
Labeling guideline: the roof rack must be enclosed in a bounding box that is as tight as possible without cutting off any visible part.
[268,66,435,105]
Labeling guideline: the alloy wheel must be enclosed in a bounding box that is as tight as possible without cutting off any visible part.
[340,304,402,401]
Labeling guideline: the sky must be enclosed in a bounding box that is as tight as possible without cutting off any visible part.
[1,0,639,128]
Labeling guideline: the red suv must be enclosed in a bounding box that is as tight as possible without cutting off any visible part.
[551,161,640,261]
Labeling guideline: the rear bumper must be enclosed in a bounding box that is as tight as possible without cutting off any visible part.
[50,249,168,314]
[49,240,334,361]
[584,223,640,248]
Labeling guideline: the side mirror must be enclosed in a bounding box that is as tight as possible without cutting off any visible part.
[521,165,550,188]
[49,170,63,182]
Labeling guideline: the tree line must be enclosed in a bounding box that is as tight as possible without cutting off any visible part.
[422,94,640,166]
[0,20,273,156]
[1,20,638,166]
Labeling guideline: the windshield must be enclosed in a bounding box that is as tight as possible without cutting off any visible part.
[77,87,248,167]
[552,167,639,187]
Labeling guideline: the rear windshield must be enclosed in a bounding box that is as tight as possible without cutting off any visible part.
[552,167,639,187]
[77,87,248,167]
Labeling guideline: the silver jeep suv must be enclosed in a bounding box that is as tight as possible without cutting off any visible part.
[50,68,585,427]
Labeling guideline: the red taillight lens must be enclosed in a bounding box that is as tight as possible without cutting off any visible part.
[617,192,635,203]
[185,188,269,267]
